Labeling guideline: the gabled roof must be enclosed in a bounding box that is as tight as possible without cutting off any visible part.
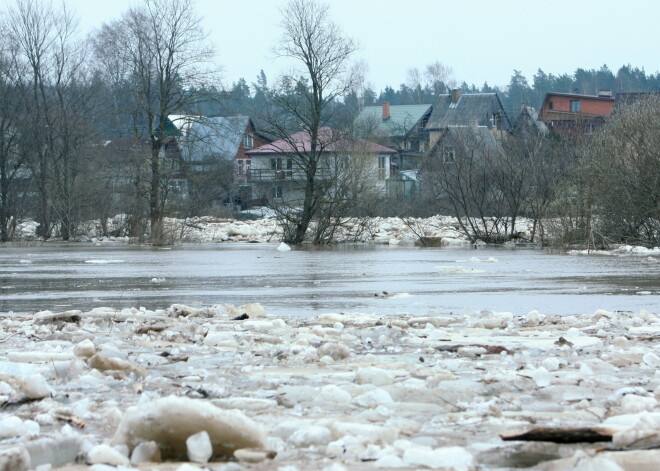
[355,104,432,137]
[425,93,510,130]
[173,116,252,162]
[246,127,396,155]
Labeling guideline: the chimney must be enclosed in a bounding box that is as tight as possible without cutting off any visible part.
[451,89,462,104]
[382,101,391,120]
[598,90,613,98]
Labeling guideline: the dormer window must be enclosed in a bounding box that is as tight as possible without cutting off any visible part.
[243,133,254,149]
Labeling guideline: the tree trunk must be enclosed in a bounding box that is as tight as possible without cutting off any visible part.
[291,175,315,245]
[150,145,162,244]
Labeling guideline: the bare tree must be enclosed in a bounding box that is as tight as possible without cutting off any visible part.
[406,67,425,104]
[263,0,358,245]
[0,36,28,241]
[309,138,388,244]
[93,0,218,243]
[422,128,514,243]
[4,0,93,240]
[581,94,660,245]
[425,61,456,99]
[502,128,573,244]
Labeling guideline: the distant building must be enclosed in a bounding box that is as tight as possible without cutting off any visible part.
[424,90,511,151]
[169,115,271,208]
[354,103,432,171]
[538,91,615,136]
[246,127,396,205]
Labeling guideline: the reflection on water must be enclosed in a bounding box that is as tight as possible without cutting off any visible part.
[0,243,658,317]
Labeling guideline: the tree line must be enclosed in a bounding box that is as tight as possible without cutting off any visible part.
[196,64,660,121]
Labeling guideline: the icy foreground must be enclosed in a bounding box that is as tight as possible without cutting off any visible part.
[2,305,660,470]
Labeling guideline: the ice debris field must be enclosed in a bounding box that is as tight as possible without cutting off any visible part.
[2,302,660,471]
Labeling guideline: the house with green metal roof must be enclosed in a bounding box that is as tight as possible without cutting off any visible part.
[354,102,432,172]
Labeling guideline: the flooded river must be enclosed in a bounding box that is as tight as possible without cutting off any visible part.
[0,243,658,316]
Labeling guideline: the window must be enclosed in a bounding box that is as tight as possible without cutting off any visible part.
[271,158,282,170]
[243,133,254,149]
[236,159,251,175]
[493,112,502,130]
[570,100,581,112]
[548,101,554,110]
[585,122,595,134]
[378,156,388,179]
[443,145,455,163]
[272,186,283,199]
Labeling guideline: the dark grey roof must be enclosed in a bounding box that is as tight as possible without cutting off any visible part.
[175,116,251,162]
[425,93,510,130]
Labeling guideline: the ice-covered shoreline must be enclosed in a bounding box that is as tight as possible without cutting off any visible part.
[14,215,516,247]
[2,303,660,470]
[14,215,660,257]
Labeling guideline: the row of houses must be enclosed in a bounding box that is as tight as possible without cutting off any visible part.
[117,89,627,209]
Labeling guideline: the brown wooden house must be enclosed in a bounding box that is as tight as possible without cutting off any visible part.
[538,91,615,136]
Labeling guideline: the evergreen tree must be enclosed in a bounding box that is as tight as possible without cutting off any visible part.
[507,70,533,108]
[378,86,396,104]
[481,81,495,93]
[595,65,616,92]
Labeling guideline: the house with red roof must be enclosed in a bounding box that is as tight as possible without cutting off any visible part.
[245,127,396,204]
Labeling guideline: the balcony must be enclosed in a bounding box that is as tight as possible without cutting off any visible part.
[247,168,333,182]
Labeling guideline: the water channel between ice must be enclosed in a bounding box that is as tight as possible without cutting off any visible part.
[0,243,658,317]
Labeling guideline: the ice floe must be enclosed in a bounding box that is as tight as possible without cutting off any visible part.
[0,303,659,470]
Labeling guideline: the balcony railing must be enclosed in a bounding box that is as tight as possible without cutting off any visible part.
[247,168,333,182]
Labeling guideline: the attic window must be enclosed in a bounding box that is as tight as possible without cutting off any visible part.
[443,145,455,163]
[548,101,553,110]
[244,133,254,149]
[493,113,502,130]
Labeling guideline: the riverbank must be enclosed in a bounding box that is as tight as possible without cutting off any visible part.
[14,214,660,256]
[15,214,532,247]
[2,303,660,470]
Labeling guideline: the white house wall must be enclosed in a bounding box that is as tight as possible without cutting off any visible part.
[247,152,391,204]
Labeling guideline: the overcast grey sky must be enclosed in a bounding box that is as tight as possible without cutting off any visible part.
[57,0,660,93]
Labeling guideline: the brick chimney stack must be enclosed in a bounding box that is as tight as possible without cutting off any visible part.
[382,101,391,120]
[451,89,462,104]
